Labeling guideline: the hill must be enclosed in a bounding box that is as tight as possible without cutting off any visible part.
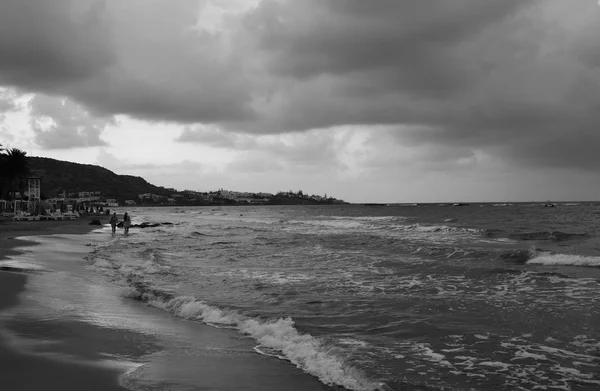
[29,157,170,202]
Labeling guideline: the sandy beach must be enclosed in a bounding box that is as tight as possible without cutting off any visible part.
[0,217,103,268]
[0,216,336,391]
[0,216,137,390]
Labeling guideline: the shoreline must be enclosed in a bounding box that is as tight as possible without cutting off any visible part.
[0,216,135,391]
[0,216,338,391]
[0,216,105,264]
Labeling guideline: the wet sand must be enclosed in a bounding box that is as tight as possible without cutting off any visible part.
[0,216,134,391]
[0,216,336,391]
[0,217,105,268]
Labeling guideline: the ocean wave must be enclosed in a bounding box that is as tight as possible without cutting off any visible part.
[393,224,480,235]
[88,244,176,277]
[498,249,537,264]
[87,238,383,390]
[130,292,382,391]
[527,253,600,267]
[509,231,588,242]
[290,219,366,230]
[498,247,600,268]
[327,216,408,222]
[189,231,211,237]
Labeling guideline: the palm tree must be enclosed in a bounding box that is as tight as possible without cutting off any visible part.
[2,148,30,200]
[0,144,7,199]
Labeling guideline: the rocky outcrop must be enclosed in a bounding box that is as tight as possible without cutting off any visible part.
[114,221,174,229]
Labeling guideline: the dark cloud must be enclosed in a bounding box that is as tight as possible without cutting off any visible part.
[240,0,600,170]
[1,0,600,172]
[0,0,253,124]
[0,0,113,89]
[247,0,522,80]
[243,0,596,126]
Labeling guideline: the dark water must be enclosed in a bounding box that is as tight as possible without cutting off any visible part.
[86,203,600,390]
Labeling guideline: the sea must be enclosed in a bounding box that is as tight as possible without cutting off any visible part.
[5,203,600,390]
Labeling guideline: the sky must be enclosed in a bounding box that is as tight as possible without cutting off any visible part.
[1,0,600,203]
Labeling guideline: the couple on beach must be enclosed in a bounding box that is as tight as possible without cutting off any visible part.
[109,212,131,234]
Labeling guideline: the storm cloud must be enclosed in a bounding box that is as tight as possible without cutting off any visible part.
[0,0,254,124]
[1,0,599,170]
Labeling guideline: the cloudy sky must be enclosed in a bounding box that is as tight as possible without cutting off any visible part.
[1,0,599,203]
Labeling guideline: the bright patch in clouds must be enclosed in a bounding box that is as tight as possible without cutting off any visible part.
[2,0,600,202]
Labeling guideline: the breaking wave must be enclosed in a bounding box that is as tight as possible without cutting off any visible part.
[527,253,600,267]
[509,231,588,242]
[394,224,480,234]
[128,291,383,391]
[87,245,382,391]
[290,219,366,230]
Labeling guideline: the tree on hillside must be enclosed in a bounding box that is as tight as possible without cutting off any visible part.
[1,147,30,200]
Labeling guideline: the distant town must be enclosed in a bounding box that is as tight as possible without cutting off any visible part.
[47,189,347,207]
[0,150,347,216]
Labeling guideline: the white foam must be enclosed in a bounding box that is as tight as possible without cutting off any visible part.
[527,253,600,267]
[90,258,112,269]
[245,270,313,285]
[392,224,481,236]
[478,361,512,370]
[121,287,143,299]
[512,350,548,361]
[292,219,365,230]
[328,216,404,222]
[410,343,452,367]
[338,338,369,347]
[137,294,380,391]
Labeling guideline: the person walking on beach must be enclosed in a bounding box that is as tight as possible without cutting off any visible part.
[109,212,118,234]
[123,212,131,234]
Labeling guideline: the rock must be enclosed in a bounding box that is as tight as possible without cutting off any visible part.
[135,222,160,228]
[498,250,532,264]
[130,222,173,228]
[510,231,589,242]
[549,231,588,242]
[510,232,550,241]
[89,219,102,226]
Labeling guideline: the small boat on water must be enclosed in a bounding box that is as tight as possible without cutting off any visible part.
[453,203,470,207]
[544,202,556,207]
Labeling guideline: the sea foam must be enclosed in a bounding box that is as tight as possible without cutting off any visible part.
[527,253,600,267]
[130,293,382,391]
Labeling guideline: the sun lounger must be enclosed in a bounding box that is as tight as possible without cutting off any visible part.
[12,212,40,221]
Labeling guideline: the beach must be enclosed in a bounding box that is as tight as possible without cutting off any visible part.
[0,216,335,391]
[0,217,132,391]
[2,204,600,390]
[1,217,101,267]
